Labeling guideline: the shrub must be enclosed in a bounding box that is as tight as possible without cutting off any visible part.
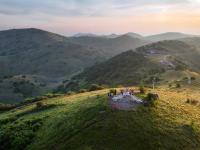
[45,93,62,98]
[79,89,87,93]
[139,80,146,94]
[66,91,76,95]
[144,93,159,106]
[0,104,15,111]
[36,102,44,108]
[139,86,146,94]
[176,83,181,88]
[168,83,172,88]
[109,89,117,95]
[0,118,43,150]
[146,93,159,101]
[21,75,26,78]
[88,84,103,91]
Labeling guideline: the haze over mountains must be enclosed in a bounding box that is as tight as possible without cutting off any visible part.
[0,28,200,103]
[73,32,197,41]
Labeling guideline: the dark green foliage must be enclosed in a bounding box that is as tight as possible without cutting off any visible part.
[168,83,172,88]
[139,82,146,94]
[21,93,62,105]
[176,83,181,88]
[0,116,17,124]
[12,80,39,98]
[144,93,159,106]
[68,51,164,90]
[88,84,104,91]
[36,102,44,108]
[79,89,88,93]
[0,118,43,150]
[66,91,76,95]
[0,103,15,111]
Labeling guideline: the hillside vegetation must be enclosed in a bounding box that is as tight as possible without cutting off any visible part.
[0,28,150,103]
[1,87,200,150]
[62,40,200,92]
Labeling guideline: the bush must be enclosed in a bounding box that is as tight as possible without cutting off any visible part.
[146,93,159,101]
[168,83,172,88]
[45,93,63,98]
[109,89,117,95]
[139,86,146,94]
[176,83,181,88]
[66,91,76,95]
[0,104,15,111]
[0,118,43,150]
[79,89,88,93]
[88,84,103,91]
[144,93,159,106]
[36,102,44,108]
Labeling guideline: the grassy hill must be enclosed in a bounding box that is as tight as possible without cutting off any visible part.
[0,28,107,79]
[1,87,200,150]
[146,32,195,42]
[61,40,200,92]
[69,50,164,89]
[69,34,149,57]
[0,28,108,103]
[0,28,151,103]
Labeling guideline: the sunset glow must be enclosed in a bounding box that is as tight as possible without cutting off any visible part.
[1,0,200,35]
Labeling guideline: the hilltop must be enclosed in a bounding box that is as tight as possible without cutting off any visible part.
[1,87,200,150]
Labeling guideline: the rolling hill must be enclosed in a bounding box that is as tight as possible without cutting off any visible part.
[0,28,107,103]
[1,87,200,150]
[68,34,149,57]
[180,37,200,49]
[146,32,196,42]
[0,28,107,79]
[62,40,200,92]
[0,28,150,103]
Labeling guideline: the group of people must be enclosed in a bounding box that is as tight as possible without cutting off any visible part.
[120,88,135,96]
[108,88,135,97]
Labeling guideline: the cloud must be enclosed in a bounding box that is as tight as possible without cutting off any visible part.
[0,0,200,35]
[0,0,191,16]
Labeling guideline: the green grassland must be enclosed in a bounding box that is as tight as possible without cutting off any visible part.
[1,86,200,150]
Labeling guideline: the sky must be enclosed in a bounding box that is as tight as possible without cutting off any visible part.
[0,0,200,36]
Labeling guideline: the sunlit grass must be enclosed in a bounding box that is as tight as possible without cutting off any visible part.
[1,87,200,150]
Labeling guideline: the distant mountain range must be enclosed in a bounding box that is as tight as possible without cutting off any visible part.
[73,32,198,42]
[146,32,197,42]
[0,28,200,103]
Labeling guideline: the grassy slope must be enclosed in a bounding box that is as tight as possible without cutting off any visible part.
[1,87,200,150]
[69,50,164,89]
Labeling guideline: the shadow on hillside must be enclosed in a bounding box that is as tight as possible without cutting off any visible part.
[27,96,200,150]
[62,106,200,150]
